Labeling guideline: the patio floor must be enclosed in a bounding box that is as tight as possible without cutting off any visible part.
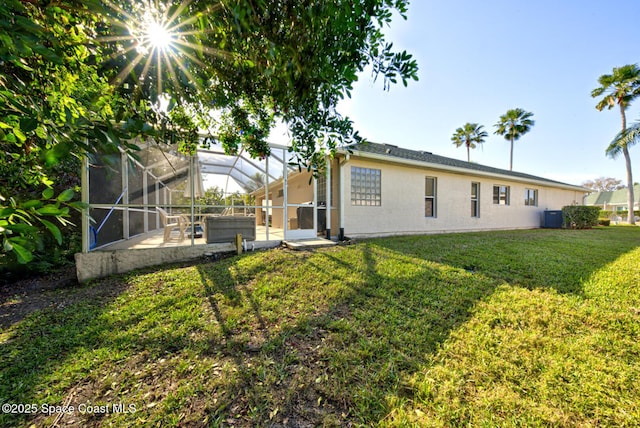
[97,226,286,251]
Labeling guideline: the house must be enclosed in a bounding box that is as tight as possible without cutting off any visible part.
[253,141,589,239]
[584,184,640,212]
[77,139,588,281]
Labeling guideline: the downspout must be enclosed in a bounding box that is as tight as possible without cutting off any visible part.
[338,155,346,241]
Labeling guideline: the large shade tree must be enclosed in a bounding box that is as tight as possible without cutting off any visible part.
[1,0,419,266]
[581,177,625,192]
[592,64,640,224]
[494,108,535,171]
[451,122,488,162]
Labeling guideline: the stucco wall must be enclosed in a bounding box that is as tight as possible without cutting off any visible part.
[341,158,584,238]
[254,171,312,229]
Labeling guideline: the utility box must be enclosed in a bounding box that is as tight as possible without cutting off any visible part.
[543,210,564,228]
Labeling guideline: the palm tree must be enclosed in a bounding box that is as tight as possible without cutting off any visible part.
[592,64,640,225]
[494,108,535,171]
[451,123,488,162]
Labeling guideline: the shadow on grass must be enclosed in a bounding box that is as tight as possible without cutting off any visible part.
[192,227,640,425]
[0,261,211,427]
[0,276,133,427]
[192,243,506,425]
[1,228,638,426]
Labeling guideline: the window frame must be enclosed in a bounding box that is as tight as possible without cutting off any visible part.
[492,185,510,205]
[425,176,437,218]
[525,188,538,206]
[350,167,381,206]
[471,182,480,217]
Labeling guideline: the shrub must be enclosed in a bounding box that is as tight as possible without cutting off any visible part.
[599,210,640,221]
[598,218,611,226]
[562,205,600,229]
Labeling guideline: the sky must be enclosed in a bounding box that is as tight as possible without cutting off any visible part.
[334,0,640,186]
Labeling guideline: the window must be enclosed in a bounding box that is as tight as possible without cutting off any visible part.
[493,185,510,205]
[525,188,538,206]
[317,174,335,207]
[471,182,480,217]
[351,167,381,206]
[425,177,437,217]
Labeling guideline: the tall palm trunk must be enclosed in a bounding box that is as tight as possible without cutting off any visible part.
[509,135,514,171]
[620,102,636,224]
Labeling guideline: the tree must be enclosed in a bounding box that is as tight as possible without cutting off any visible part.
[1,0,419,266]
[0,1,132,267]
[592,64,640,224]
[581,177,625,192]
[97,0,419,165]
[494,108,535,171]
[451,123,488,162]
[243,173,267,193]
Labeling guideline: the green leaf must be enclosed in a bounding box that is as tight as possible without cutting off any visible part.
[22,199,43,209]
[10,242,34,264]
[57,189,75,202]
[40,218,63,245]
[13,127,27,142]
[6,223,39,234]
[42,188,54,199]
[36,204,65,216]
[0,207,16,217]
[68,201,89,210]
[35,125,47,139]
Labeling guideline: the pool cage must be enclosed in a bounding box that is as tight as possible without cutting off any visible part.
[81,136,330,253]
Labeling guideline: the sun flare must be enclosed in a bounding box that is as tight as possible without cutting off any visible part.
[100,1,229,97]
[145,19,174,52]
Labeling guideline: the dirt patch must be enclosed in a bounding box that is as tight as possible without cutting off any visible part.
[0,266,127,329]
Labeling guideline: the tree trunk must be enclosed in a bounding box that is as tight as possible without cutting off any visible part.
[509,137,514,171]
[467,145,470,162]
[619,103,635,224]
[623,145,635,224]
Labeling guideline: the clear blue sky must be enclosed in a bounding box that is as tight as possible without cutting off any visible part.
[337,0,640,186]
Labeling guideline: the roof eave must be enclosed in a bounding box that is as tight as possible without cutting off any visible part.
[338,148,590,193]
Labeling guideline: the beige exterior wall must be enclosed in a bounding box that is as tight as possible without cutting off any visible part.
[341,157,585,238]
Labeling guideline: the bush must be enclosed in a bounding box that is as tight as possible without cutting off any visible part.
[598,218,611,226]
[562,205,601,229]
[599,210,640,220]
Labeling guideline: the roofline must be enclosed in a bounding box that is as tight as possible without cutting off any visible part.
[338,148,590,193]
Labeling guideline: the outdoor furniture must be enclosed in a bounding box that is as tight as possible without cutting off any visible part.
[157,207,185,242]
[180,213,205,239]
[206,216,256,243]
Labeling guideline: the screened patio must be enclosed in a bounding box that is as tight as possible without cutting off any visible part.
[80,136,332,254]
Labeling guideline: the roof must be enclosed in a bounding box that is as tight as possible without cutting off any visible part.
[341,142,588,191]
[584,184,640,206]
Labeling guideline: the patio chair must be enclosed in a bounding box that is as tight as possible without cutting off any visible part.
[157,207,185,242]
[180,213,205,239]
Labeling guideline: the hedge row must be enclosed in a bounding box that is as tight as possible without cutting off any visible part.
[598,210,640,219]
[562,205,601,229]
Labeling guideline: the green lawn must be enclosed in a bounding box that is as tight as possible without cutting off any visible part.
[1,227,639,427]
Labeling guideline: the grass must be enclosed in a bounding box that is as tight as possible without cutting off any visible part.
[1,226,639,426]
